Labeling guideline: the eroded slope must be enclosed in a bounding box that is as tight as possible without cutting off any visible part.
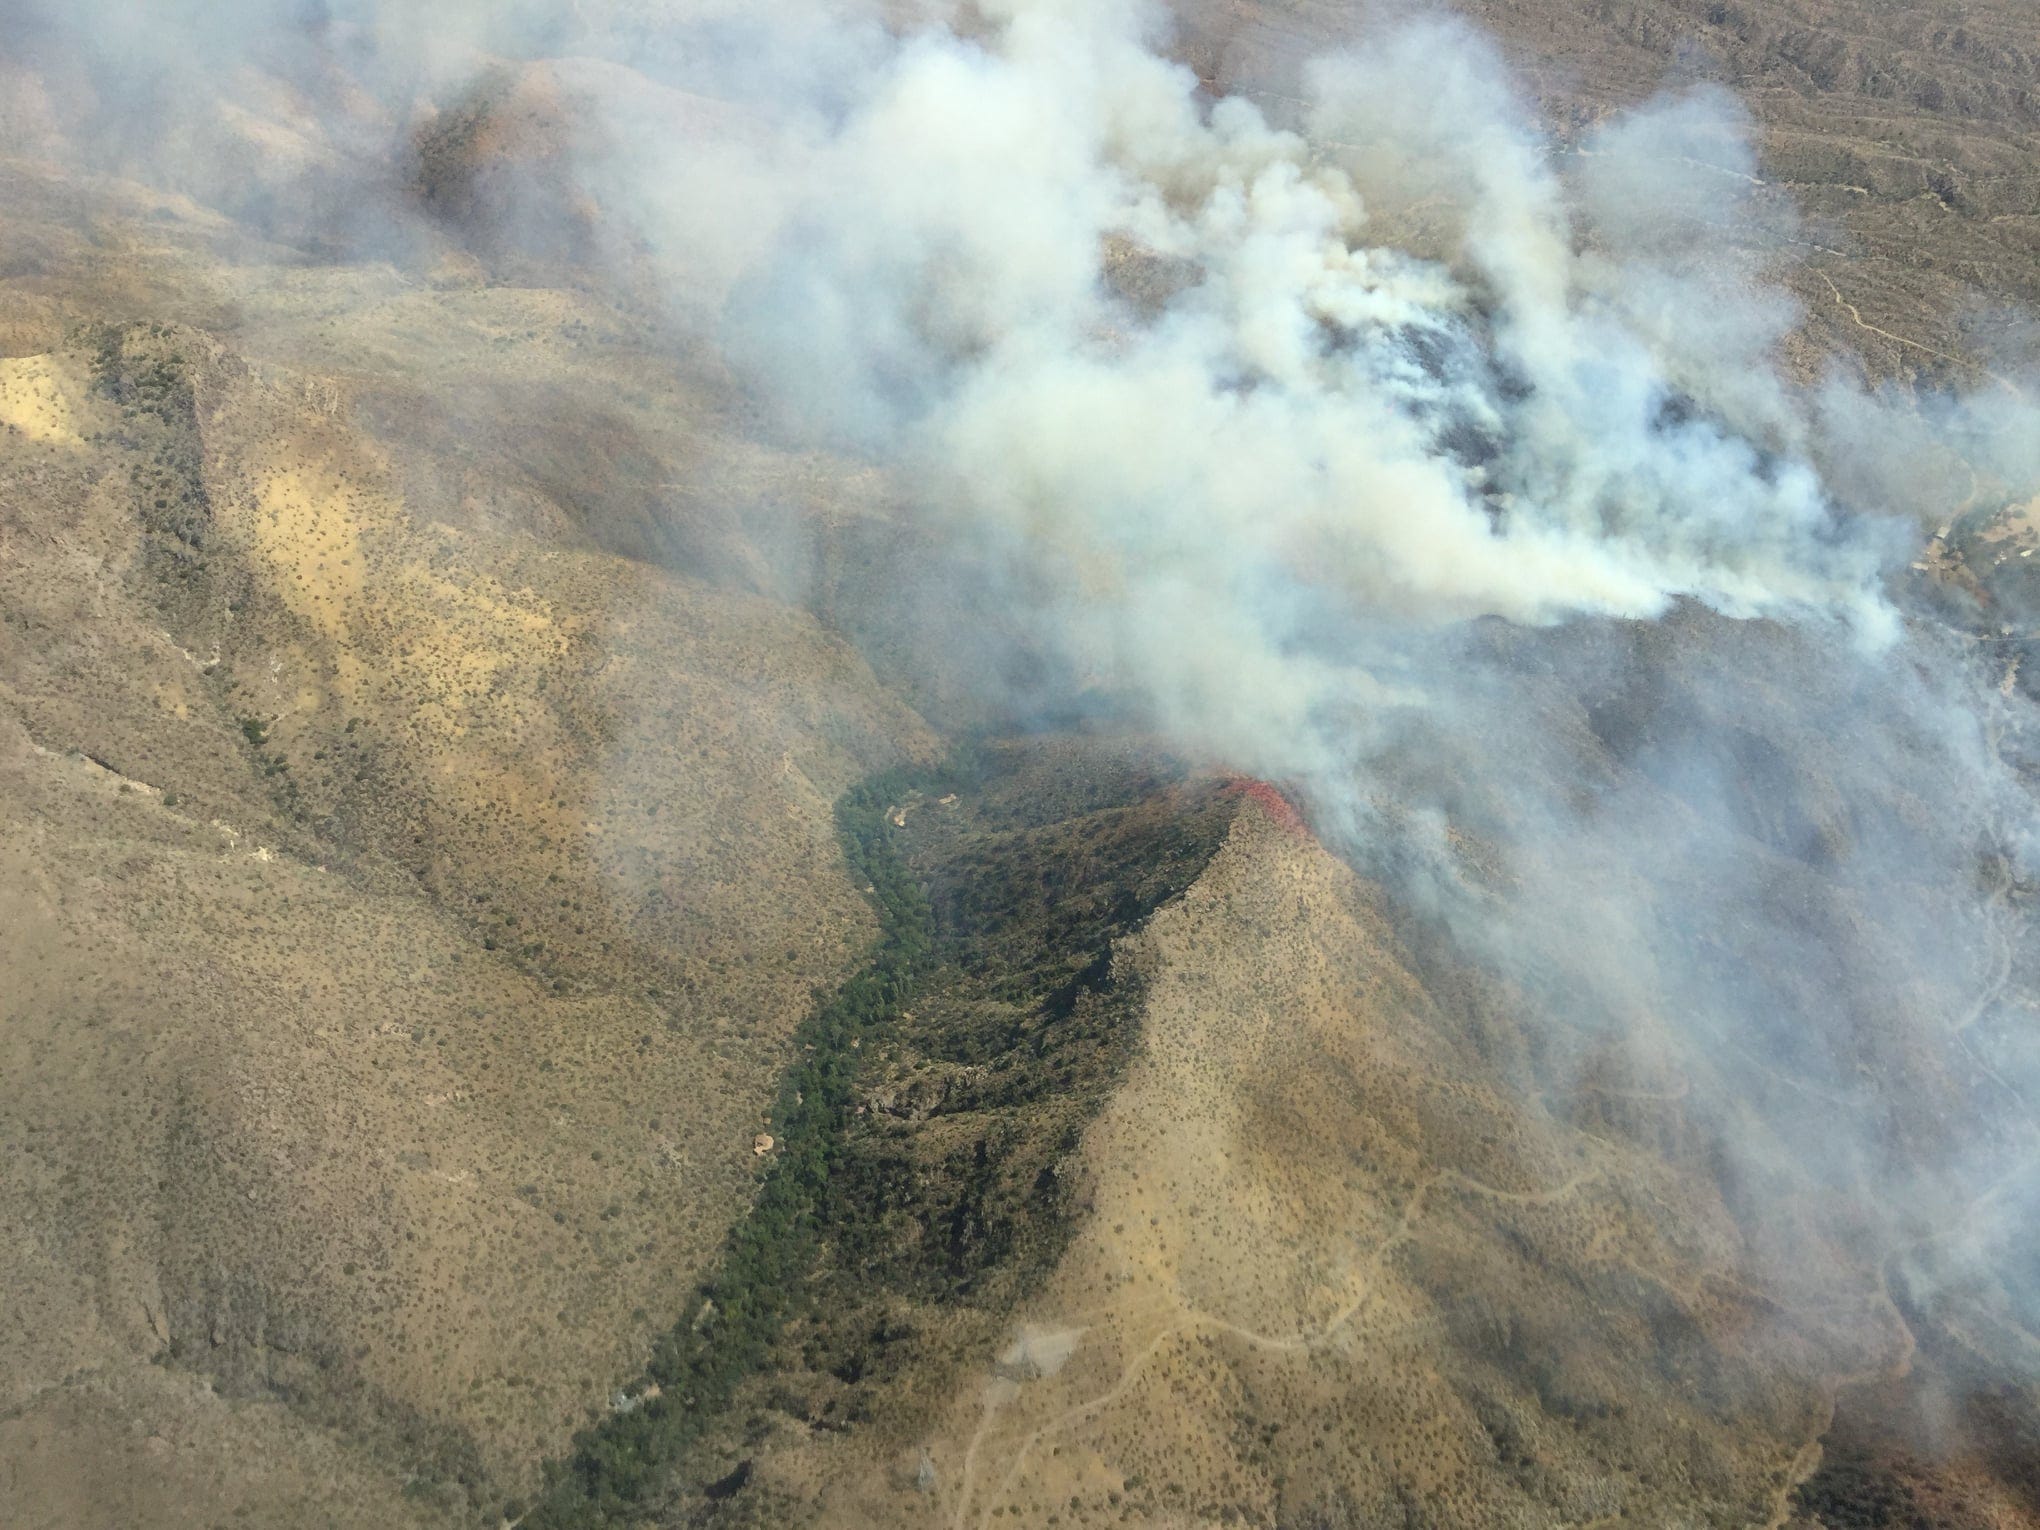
[0,238,932,1526]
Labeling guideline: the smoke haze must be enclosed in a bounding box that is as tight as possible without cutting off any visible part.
[10,0,2040,1458]
[652,5,2040,1329]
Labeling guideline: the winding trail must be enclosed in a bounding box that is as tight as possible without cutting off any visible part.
[951,1165,1604,1530]
[1757,1143,2040,1530]
[958,754,2036,1530]
[1812,268,2030,400]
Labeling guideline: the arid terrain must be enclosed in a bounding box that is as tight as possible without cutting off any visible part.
[3,3,2038,1529]
[1184,0,2040,377]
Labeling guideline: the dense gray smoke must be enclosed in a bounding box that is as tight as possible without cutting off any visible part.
[11,0,2040,1397]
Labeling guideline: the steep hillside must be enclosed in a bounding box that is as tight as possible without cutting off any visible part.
[0,184,933,1524]
[709,609,2040,1529]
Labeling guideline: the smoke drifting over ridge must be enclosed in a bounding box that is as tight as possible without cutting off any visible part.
[682,6,2040,1330]
[733,6,1902,642]
[12,0,2040,1426]
[631,0,2036,783]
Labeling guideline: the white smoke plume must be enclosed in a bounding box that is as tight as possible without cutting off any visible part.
[605,0,2040,1353]
[591,0,1973,789]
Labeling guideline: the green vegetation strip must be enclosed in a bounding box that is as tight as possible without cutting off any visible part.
[526,766,940,1528]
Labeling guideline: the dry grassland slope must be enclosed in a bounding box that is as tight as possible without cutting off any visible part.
[0,171,933,1525]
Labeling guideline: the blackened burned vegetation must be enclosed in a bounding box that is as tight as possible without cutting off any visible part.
[529,739,1237,1528]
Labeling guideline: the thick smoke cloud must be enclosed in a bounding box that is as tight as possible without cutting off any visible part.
[11,0,2040,1399]
[727,6,1908,647]
[599,0,2040,1362]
